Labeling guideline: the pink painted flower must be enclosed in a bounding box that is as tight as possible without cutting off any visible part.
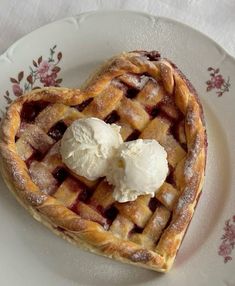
[40,72,57,87]
[218,217,235,263]
[218,242,233,257]
[2,46,63,111]
[212,74,225,89]
[224,224,235,242]
[38,60,52,76]
[38,60,60,87]
[206,67,231,97]
[12,83,23,97]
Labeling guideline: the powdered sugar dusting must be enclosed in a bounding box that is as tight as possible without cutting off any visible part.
[94,97,105,112]
[184,134,201,180]
[130,249,152,262]
[44,141,61,157]
[7,156,27,189]
[171,208,190,232]
[161,135,175,153]
[120,105,142,122]
[131,56,159,77]
[186,108,196,126]
[136,75,149,89]
[127,75,141,87]
[111,79,128,93]
[176,174,198,213]
[123,74,149,90]
[153,213,165,227]
[29,161,57,195]
[146,84,160,100]
[162,191,175,206]
[26,192,47,206]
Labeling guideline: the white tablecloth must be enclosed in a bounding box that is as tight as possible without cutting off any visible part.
[0,0,235,57]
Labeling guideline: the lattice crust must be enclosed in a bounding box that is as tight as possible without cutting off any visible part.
[0,51,207,272]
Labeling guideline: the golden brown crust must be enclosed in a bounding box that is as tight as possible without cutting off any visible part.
[0,51,207,272]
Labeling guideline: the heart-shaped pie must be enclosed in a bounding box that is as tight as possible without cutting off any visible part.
[0,51,207,272]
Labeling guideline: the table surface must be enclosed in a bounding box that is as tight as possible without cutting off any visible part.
[0,0,235,57]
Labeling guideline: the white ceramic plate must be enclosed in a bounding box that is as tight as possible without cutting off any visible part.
[0,10,234,286]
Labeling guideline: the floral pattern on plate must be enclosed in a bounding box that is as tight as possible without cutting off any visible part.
[218,215,235,263]
[2,45,63,107]
[206,67,231,97]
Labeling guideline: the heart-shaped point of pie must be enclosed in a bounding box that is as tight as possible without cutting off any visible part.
[0,51,207,272]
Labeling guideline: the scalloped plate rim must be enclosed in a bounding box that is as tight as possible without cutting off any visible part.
[0,10,235,63]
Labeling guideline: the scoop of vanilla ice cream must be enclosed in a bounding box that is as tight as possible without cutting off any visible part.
[60,117,123,181]
[106,139,168,202]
